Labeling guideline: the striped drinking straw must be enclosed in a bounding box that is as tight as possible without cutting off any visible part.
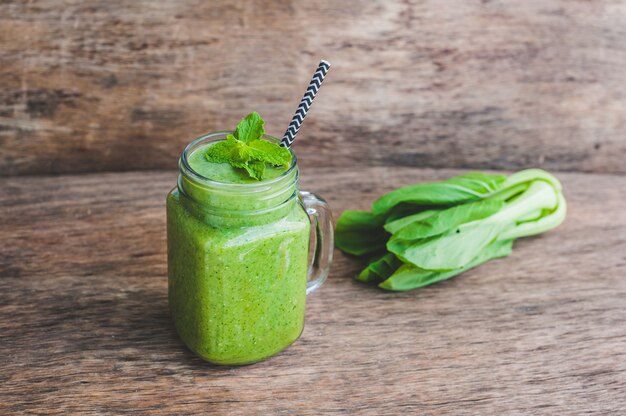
[280,60,331,148]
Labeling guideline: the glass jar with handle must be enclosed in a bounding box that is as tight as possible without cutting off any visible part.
[167,132,333,365]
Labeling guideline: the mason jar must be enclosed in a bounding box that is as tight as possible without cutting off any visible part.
[167,132,333,365]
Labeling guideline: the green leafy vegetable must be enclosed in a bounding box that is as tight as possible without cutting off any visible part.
[335,169,567,291]
[388,199,504,242]
[356,253,402,284]
[205,112,292,180]
[372,172,507,216]
[384,210,439,234]
[389,219,505,270]
[379,239,514,291]
[334,210,387,256]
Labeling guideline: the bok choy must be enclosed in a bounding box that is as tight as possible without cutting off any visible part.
[335,169,567,291]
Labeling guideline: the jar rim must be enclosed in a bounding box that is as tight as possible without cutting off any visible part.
[179,131,298,190]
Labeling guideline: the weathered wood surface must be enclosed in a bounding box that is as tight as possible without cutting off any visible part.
[0,167,625,414]
[1,0,626,176]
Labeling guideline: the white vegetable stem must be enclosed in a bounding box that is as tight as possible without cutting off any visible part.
[489,171,566,241]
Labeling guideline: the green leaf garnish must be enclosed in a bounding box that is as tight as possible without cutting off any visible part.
[233,112,265,143]
[242,161,266,181]
[248,139,292,166]
[205,112,292,180]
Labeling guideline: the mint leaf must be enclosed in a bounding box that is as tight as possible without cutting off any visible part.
[234,112,265,143]
[205,135,239,163]
[248,139,292,167]
[205,134,253,165]
[204,112,293,180]
[230,140,253,163]
[243,161,266,180]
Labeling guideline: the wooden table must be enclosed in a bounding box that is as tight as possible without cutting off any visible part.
[1,167,625,414]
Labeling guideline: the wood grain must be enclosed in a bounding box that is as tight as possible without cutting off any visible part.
[1,167,625,414]
[1,0,626,176]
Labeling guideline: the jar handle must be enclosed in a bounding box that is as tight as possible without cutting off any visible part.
[300,191,334,295]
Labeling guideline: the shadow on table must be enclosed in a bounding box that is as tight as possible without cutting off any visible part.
[99,285,276,371]
[70,285,227,370]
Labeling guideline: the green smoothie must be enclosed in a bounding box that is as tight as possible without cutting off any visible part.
[167,137,311,365]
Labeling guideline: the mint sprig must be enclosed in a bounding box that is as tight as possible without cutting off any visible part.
[205,112,292,180]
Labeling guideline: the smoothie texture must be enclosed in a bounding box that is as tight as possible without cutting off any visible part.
[167,137,311,365]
